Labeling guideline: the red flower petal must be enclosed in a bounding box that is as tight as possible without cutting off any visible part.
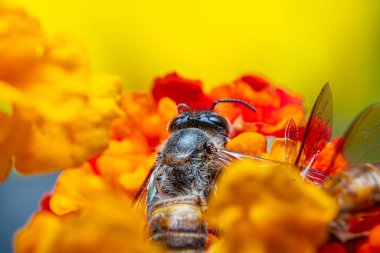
[349,207,380,234]
[276,87,303,107]
[318,242,346,253]
[152,72,212,109]
[88,155,101,175]
[240,75,270,91]
[39,193,52,213]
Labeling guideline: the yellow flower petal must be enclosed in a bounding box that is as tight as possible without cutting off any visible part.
[0,5,122,181]
[226,132,267,157]
[208,159,338,253]
[15,192,163,253]
[15,212,62,253]
[49,165,108,216]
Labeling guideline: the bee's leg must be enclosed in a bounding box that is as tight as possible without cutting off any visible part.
[330,212,370,242]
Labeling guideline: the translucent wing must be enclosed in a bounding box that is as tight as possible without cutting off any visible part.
[284,118,298,164]
[342,103,380,164]
[217,148,279,164]
[295,83,333,170]
[133,162,158,208]
[219,148,327,185]
[217,149,291,171]
[326,103,380,174]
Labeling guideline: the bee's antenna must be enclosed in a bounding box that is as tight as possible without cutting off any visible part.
[210,99,256,112]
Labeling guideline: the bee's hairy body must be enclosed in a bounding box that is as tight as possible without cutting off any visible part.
[146,111,229,252]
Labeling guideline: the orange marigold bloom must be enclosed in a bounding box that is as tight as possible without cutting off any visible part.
[0,4,122,182]
[209,75,305,137]
[99,93,177,196]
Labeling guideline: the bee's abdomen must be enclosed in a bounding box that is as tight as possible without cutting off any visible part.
[149,195,207,252]
[322,162,380,212]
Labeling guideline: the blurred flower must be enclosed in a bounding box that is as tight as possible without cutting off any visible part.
[318,242,346,253]
[319,208,380,253]
[15,185,163,253]
[14,89,179,252]
[208,159,338,253]
[0,4,122,182]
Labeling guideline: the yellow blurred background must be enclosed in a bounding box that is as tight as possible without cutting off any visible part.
[0,2,379,252]
[7,0,380,135]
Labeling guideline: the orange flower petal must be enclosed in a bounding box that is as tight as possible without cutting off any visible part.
[226,132,267,157]
[209,76,305,137]
[368,225,380,252]
[49,165,109,216]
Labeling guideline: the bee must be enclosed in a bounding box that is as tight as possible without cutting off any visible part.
[134,99,256,252]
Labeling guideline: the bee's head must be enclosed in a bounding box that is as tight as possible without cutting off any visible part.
[169,110,230,136]
[168,99,256,136]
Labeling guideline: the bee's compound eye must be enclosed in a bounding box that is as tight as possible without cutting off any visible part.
[208,116,223,125]
[208,116,228,129]
[169,114,190,131]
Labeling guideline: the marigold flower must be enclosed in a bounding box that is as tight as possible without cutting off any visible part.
[0,5,122,182]
[209,75,305,137]
[151,72,305,138]
[99,93,178,195]
[208,159,338,253]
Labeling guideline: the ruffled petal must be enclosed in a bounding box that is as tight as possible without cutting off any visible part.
[152,72,212,109]
[0,5,122,181]
[209,75,305,137]
[16,193,163,253]
[208,159,338,253]
[226,132,267,157]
